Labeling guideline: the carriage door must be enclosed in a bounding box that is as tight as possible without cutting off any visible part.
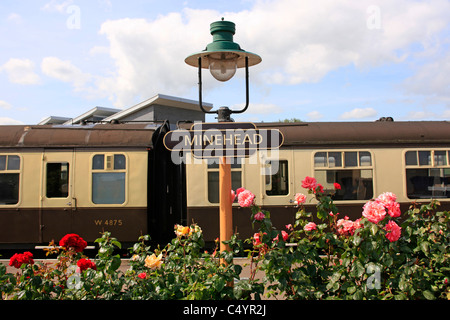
[41,150,75,243]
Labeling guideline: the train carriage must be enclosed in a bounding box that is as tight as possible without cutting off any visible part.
[186,121,450,241]
[1,120,449,248]
[0,123,185,249]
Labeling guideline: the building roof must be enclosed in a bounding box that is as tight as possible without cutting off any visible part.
[102,93,212,122]
[38,116,71,125]
[63,106,121,125]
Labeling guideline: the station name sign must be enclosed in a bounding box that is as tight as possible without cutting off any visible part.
[163,122,283,159]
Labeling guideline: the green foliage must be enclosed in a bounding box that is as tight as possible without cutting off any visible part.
[1,192,448,300]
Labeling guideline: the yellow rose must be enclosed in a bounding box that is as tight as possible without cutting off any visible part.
[174,224,190,237]
[144,253,162,269]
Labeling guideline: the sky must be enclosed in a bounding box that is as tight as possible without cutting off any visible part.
[0,0,449,125]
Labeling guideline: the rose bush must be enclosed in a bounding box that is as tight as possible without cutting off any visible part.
[242,177,449,300]
[1,177,448,300]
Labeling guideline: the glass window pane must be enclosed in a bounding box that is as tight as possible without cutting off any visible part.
[359,152,372,166]
[266,160,289,196]
[315,169,373,200]
[46,163,69,198]
[314,152,327,167]
[92,155,104,170]
[0,156,6,170]
[231,171,242,190]
[92,172,125,204]
[7,155,20,170]
[434,151,447,166]
[418,151,431,166]
[345,152,358,167]
[0,173,19,204]
[405,151,417,166]
[114,154,126,170]
[208,171,242,203]
[207,171,219,203]
[406,168,450,199]
[328,152,342,167]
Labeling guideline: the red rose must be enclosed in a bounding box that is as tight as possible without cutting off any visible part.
[9,251,34,269]
[77,258,96,271]
[59,233,87,252]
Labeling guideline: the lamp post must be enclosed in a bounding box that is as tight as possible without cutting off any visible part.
[185,19,261,261]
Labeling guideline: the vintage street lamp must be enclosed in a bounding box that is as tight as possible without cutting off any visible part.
[185,19,261,122]
[185,19,261,266]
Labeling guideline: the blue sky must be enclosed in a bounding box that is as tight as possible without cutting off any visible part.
[1,0,449,125]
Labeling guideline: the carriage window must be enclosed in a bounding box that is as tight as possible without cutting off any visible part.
[207,159,242,203]
[405,150,450,199]
[0,155,20,205]
[265,160,289,196]
[46,163,69,198]
[314,151,373,200]
[92,154,126,204]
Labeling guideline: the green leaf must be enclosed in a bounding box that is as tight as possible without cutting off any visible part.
[352,235,361,246]
[423,290,435,300]
[347,286,356,294]
[370,224,378,236]
[420,241,430,254]
[353,290,364,300]
[213,277,226,292]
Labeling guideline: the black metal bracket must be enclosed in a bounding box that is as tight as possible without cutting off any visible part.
[198,56,250,122]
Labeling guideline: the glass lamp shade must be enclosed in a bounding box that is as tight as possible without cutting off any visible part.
[208,52,238,82]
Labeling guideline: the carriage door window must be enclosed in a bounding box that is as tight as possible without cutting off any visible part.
[207,159,242,203]
[92,154,126,204]
[314,151,373,200]
[265,160,289,196]
[0,155,20,205]
[46,163,69,198]
[405,150,450,199]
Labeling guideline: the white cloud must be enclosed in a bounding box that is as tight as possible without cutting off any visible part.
[1,58,41,85]
[0,100,12,110]
[402,52,450,100]
[41,0,74,13]
[340,107,377,119]
[41,57,92,89]
[306,111,324,120]
[0,117,24,125]
[89,0,450,108]
[7,13,23,24]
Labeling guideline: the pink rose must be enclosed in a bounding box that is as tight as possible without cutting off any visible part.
[253,232,266,246]
[336,218,355,235]
[385,201,401,218]
[286,224,293,231]
[238,189,255,207]
[294,193,306,205]
[138,272,147,279]
[385,221,401,242]
[304,222,317,231]
[362,200,386,224]
[254,211,265,221]
[273,230,289,242]
[376,192,397,205]
[230,190,236,204]
[236,187,245,196]
[301,176,318,190]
